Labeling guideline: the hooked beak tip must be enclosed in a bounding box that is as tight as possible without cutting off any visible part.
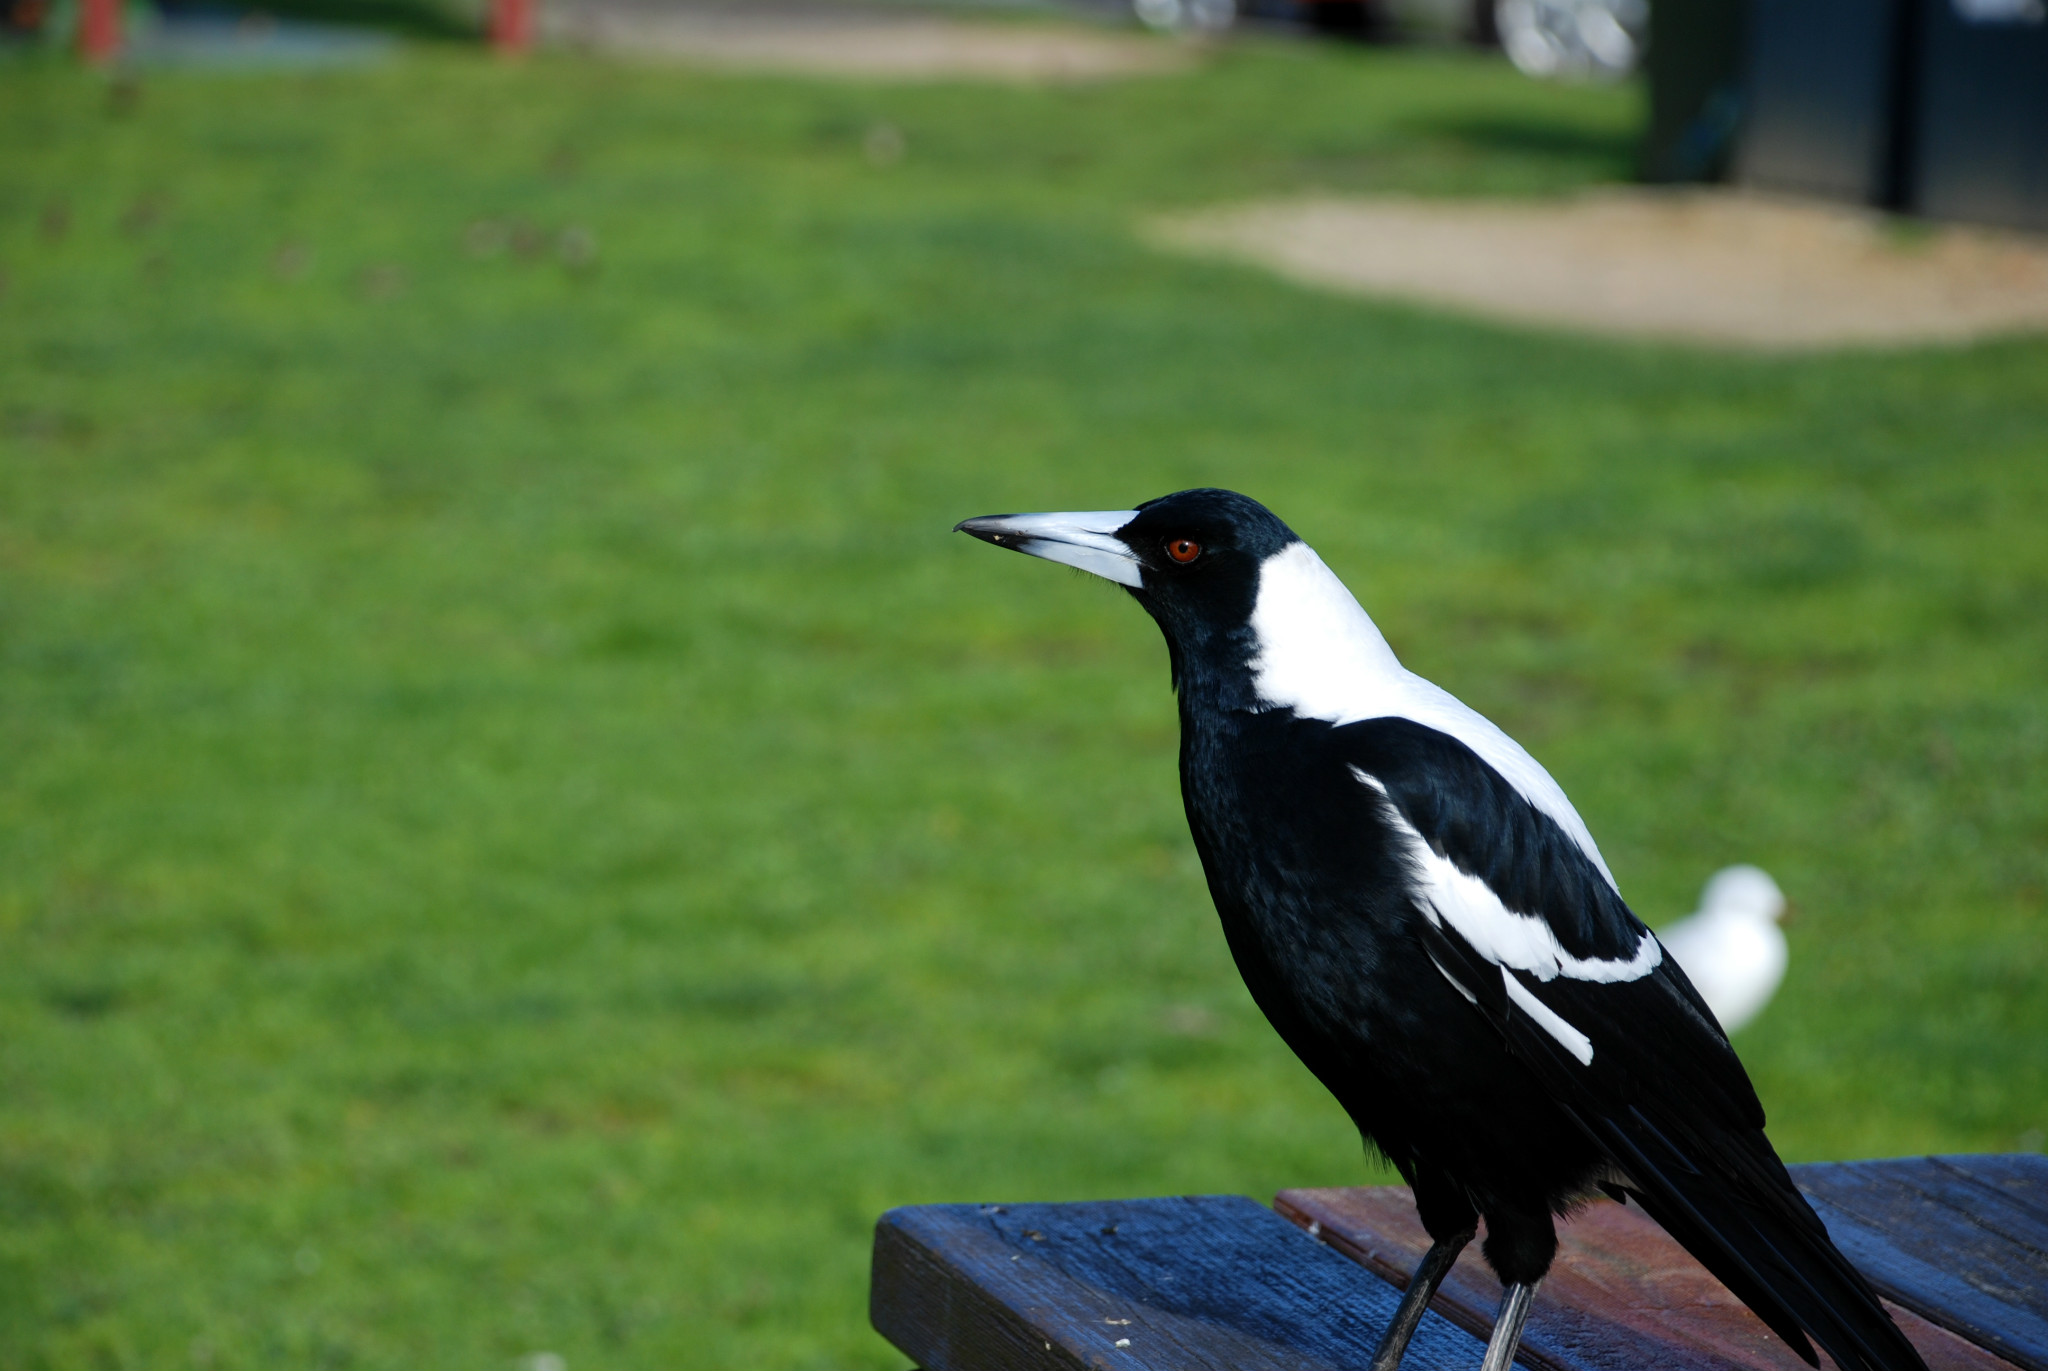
[954,516,1014,546]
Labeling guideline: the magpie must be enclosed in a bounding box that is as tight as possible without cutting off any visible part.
[956,489,1926,1371]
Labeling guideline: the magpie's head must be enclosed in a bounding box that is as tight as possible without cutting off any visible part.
[955,489,1304,697]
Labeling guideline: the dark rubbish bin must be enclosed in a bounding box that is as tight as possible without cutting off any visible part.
[1734,0,1917,205]
[1908,0,2048,232]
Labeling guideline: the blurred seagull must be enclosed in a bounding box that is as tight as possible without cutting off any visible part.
[1658,865,1789,1035]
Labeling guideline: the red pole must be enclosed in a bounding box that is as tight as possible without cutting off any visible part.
[78,0,121,63]
[489,0,532,53]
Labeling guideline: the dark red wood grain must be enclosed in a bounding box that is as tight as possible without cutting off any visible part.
[1276,1183,2015,1371]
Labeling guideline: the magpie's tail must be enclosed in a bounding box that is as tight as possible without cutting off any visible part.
[1593,1109,1928,1371]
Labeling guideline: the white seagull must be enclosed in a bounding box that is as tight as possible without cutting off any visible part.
[1657,865,1789,1035]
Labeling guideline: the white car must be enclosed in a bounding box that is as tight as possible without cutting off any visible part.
[1495,0,1647,79]
[1132,0,1649,82]
[1132,0,1390,36]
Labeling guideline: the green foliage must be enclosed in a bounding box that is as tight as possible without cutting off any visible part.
[1,39,2044,1371]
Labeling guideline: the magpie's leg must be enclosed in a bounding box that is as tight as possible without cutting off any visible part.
[1473,1200,1554,1371]
[1371,1163,1478,1371]
[1476,1280,1539,1371]
[1367,1225,1475,1371]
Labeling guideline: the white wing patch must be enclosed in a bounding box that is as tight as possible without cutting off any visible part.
[1353,765,1664,1066]
[1503,972,1594,1065]
[1250,541,1618,891]
[1353,768,1661,985]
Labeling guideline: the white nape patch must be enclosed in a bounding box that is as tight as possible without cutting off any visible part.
[1246,542,1404,715]
[1352,767,1661,987]
[1503,971,1594,1065]
[1252,542,1618,891]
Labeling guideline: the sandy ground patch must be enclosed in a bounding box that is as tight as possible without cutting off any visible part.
[544,0,1192,81]
[1148,190,2048,349]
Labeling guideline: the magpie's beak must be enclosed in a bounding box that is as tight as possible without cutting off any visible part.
[954,510,1144,589]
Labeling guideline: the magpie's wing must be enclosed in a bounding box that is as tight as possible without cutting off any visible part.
[1339,717,1927,1371]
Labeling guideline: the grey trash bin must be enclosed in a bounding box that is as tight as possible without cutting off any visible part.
[1735,0,1917,205]
[1907,0,2048,232]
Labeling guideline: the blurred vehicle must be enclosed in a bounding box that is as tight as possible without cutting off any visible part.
[1132,0,1237,32]
[1132,0,1397,37]
[1496,0,1646,78]
[1128,0,1558,53]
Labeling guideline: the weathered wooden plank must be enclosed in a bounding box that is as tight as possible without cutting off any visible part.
[1277,1186,1740,1371]
[1277,1184,2015,1371]
[1795,1156,2048,1371]
[870,1156,2045,1371]
[871,1195,1494,1371]
[1935,1154,2048,1222]
[1801,1156,2048,1272]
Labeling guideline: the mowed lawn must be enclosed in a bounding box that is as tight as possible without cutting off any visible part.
[2,35,2045,1371]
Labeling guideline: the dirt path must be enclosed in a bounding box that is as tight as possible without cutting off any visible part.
[544,0,1192,81]
[1149,190,2048,349]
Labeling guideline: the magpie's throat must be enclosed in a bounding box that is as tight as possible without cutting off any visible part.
[1142,605,1265,719]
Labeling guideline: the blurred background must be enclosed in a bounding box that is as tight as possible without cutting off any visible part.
[1,1,2044,1369]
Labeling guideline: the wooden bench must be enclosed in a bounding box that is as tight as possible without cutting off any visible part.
[871,1153,2048,1371]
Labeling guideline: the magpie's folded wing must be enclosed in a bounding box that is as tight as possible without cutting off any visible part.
[1334,715,1754,1121]
[1341,717,1922,1371]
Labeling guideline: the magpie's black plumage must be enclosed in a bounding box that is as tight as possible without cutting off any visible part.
[956,489,1926,1371]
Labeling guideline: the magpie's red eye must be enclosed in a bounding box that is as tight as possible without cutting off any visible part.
[1166,538,1202,564]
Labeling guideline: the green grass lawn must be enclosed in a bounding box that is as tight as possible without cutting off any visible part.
[2,35,2044,1371]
